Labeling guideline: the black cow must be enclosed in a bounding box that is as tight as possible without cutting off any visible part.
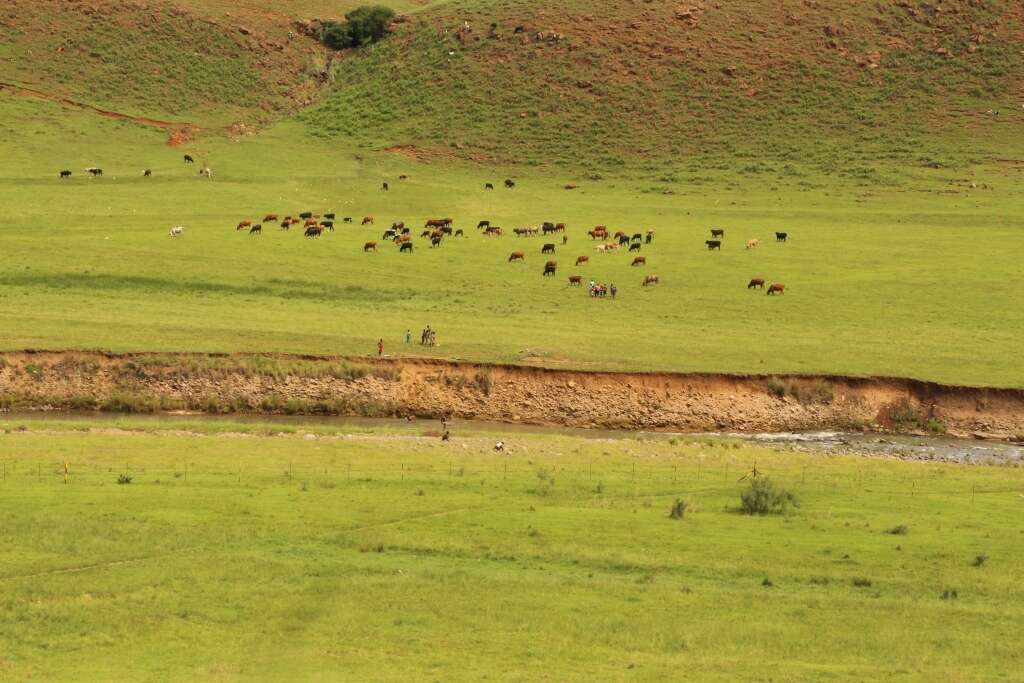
[382,230,397,240]
[280,220,291,230]
[143,169,152,177]
[631,233,642,242]
[343,217,353,224]
[542,263,557,276]
[776,232,788,242]
[400,241,413,253]
[629,242,641,252]
[431,236,442,247]
[455,229,464,237]
[504,179,515,188]
[619,235,630,246]
[320,220,334,231]
[299,211,313,220]
[711,229,725,238]
[706,240,722,250]
[382,182,389,191]
[541,243,556,254]
[477,220,490,229]
[485,183,494,190]
[249,224,262,235]
[87,167,103,177]
[59,170,72,179]
[542,222,557,234]
[324,213,336,220]
[184,155,195,164]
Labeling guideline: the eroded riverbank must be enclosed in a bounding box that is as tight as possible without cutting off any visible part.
[2,351,1024,442]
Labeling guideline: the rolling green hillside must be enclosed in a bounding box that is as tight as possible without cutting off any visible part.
[303,0,1024,172]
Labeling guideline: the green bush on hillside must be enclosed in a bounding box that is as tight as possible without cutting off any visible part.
[321,6,395,49]
[740,477,799,515]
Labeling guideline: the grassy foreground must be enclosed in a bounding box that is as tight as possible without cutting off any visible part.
[1,96,1023,386]
[1,417,1023,681]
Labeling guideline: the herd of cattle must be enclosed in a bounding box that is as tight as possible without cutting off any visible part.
[168,208,790,295]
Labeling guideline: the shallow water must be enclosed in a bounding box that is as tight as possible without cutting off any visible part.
[2,411,1021,465]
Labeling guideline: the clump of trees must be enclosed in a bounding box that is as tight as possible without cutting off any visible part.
[321,6,395,49]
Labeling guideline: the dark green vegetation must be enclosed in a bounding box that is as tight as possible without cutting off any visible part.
[321,6,397,49]
[2,419,1023,680]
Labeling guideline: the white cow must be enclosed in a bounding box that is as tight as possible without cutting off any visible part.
[169,226,184,237]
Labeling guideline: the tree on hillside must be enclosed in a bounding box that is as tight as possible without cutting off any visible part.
[321,6,395,49]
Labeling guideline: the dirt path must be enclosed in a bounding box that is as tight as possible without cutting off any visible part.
[1,351,1023,440]
[0,81,200,143]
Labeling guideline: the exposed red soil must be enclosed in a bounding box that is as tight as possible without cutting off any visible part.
[2,352,1023,441]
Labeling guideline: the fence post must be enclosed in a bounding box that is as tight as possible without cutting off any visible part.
[972,485,975,505]
[697,461,701,481]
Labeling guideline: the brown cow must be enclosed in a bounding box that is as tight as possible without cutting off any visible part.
[767,283,785,295]
[542,261,557,276]
[304,219,318,228]
[263,214,278,222]
[364,241,377,252]
[392,222,405,230]
[631,256,646,267]
[748,278,765,289]
[746,238,760,250]
[576,255,589,266]
[614,231,626,239]
[568,275,582,286]
[362,216,375,225]
[642,274,659,286]
[236,220,252,231]
[508,251,525,262]
[588,228,607,240]
[425,218,452,229]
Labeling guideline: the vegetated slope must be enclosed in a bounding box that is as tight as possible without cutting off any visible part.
[0,0,336,127]
[302,0,1024,173]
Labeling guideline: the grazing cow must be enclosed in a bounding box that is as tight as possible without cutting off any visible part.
[384,230,397,240]
[477,220,490,229]
[711,228,725,238]
[304,219,319,228]
[143,169,152,177]
[541,243,555,254]
[431,236,443,248]
[391,221,405,230]
[199,166,212,179]
[394,235,411,244]
[398,175,408,180]
[421,230,433,238]
[343,217,353,224]
[564,184,578,190]
[362,216,375,225]
[169,226,183,237]
[425,218,452,229]
[364,241,377,252]
[568,275,582,286]
[237,220,252,231]
[249,224,262,235]
[619,235,630,246]
[642,274,659,286]
[280,220,290,230]
[59,170,72,179]
[504,179,515,188]
[588,229,606,240]
[263,214,278,222]
[543,261,557,276]
[289,218,302,226]
[440,226,453,236]
[401,227,410,235]
[631,233,642,242]
[629,242,641,252]
[748,278,766,289]
[645,230,654,244]
[455,229,464,237]
[576,255,589,266]
[508,251,525,262]
[183,155,195,164]
[746,238,760,250]
[324,213,336,220]
[767,283,785,295]
[484,226,503,237]
[631,256,646,267]
[299,212,314,220]
[542,222,556,234]
[614,231,626,239]
[400,241,413,253]
[87,167,103,177]
[304,226,323,238]
[706,240,722,250]
[382,182,389,191]
[776,232,788,242]
[485,183,494,190]
[320,221,334,231]
[555,223,566,232]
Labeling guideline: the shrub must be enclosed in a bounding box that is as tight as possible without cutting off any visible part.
[925,418,946,435]
[766,378,786,398]
[887,524,909,536]
[740,477,799,515]
[852,577,873,588]
[321,6,395,49]
[668,499,688,519]
[117,473,133,485]
[474,371,494,396]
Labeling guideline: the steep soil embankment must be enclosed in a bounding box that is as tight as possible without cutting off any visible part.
[1,352,1023,440]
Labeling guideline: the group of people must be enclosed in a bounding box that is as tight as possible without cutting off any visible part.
[587,280,616,298]
[379,326,439,355]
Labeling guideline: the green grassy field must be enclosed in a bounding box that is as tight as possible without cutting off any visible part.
[0,93,1022,385]
[1,417,1022,681]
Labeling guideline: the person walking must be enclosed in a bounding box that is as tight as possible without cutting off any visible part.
[610,283,617,299]
[377,339,384,356]
[405,329,412,344]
